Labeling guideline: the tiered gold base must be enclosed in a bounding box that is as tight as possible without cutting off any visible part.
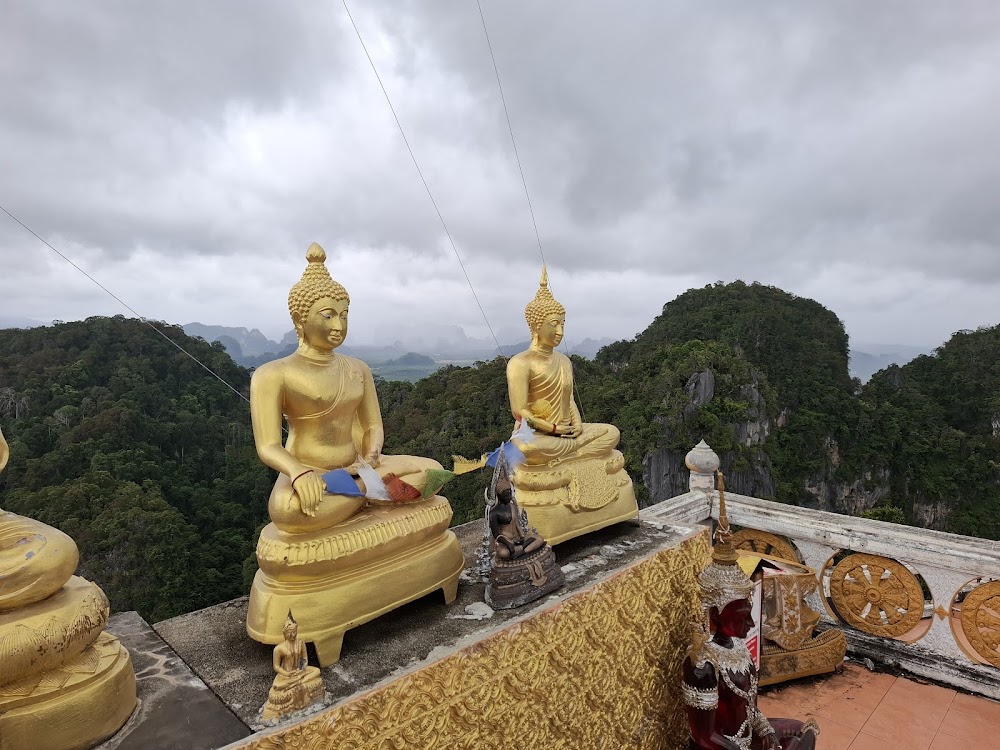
[248,497,464,665]
[0,632,136,750]
[513,450,639,545]
[759,629,847,687]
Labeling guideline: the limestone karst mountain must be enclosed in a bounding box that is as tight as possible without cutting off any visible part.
[0,286,996,624]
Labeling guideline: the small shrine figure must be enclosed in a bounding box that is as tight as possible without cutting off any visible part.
[260,612,325,723]
[683,471,819,750]
[483,450,564,609]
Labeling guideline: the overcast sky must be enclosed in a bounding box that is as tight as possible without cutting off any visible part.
[1,1,998,351]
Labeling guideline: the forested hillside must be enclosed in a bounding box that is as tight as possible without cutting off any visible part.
[1,287,997,622]
[0,318,270,621]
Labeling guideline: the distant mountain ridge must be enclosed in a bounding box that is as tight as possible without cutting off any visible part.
[181,322,616,372]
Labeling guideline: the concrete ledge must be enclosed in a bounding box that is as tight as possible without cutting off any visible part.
[97,612,250,750]
[154,517,696,731]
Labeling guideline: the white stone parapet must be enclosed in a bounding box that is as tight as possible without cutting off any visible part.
[643,440,1000,699]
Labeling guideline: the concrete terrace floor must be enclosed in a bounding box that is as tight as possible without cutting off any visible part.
[760,662,1000,750]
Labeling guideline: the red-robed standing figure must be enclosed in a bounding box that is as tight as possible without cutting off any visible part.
[682,472,819,750]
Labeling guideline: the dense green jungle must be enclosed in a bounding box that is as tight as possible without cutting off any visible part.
[1,282,997,622]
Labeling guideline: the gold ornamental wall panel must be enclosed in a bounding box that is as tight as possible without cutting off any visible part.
[233,530,709,750]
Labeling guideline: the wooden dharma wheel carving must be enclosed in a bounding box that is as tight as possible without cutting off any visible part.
[730,529,798,562]
[829,553,924,638]
[959,580,1000,668]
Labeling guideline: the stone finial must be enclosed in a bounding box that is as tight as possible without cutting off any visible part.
[685,440,720,491]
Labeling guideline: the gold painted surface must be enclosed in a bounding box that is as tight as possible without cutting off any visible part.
[746,552,845,686]
[0,425,136,749]
[759,630,846,687]
[959,580,1000,668]
[505,268,639,544]
[249,530,463,666]
[261,614,325,722]
[0,633,136,750]
[829,553,924,638]
[0,576,109,686]
[0,426,80,611]
[731,529,798,563]
[233,530,710,750]
[247,245,464,663]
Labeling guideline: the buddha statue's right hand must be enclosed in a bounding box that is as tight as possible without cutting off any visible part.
[291,470,326,516]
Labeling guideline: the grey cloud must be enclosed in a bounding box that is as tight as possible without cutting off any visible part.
[1,0,998,349]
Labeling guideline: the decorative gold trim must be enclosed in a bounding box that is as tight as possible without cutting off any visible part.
[234,531,710,750]
[730,529,798,563]
[829,553,924,638]
[959,580,1000,668]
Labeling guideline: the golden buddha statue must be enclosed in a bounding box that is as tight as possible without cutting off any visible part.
[260,612,325,723]
[246,243,464,665]
[0,426,136,750]
[505,267,638,544]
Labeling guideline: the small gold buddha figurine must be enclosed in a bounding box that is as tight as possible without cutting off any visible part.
[0,426,136,750]
[260,612,325,723]
[483,450,563,609]
[682,472,819,750]
[504,267,638,544]
[246,244,464,665]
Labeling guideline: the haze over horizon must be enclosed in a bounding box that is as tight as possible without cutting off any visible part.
[2,2,998,350]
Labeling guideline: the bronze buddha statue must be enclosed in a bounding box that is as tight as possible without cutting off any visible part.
[246,244,464,664]
[483,450,563,609]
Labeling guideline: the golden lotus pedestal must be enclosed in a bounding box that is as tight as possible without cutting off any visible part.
[0,578,136,750]
[513,450,639,546]
[248,497,464,666]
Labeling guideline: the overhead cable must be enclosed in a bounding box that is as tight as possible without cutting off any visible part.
[342,0,507,361]
[0,203,252,406]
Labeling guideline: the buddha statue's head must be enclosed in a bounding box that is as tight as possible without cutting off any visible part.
[288,243,351,351]
[524,266,565,349]
[283,611,298,642]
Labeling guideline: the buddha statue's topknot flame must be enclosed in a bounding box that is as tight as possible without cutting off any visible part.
[288,243,350,330]
[524,266,565,332]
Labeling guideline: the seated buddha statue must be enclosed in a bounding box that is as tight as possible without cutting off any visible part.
[504,267,638,544]
[246,243,464,665]
[683,473,819,750]
[0,426,135,750]
[260,612,325,723]
[483,450,563,610]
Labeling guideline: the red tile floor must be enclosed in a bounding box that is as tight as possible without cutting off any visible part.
[758,661,1000,750]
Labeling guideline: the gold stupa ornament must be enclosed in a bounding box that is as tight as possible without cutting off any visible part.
[503,266,638,544]
[246,243,464,664]
[0,426,136,750]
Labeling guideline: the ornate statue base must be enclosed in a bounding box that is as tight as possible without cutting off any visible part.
[260,666,325,723]
[512,450,639,545]
[248,497,464,665]
[0,577,136,750]
[740,551,846,686]
[486,545,564,610]
[760,630,846,687]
